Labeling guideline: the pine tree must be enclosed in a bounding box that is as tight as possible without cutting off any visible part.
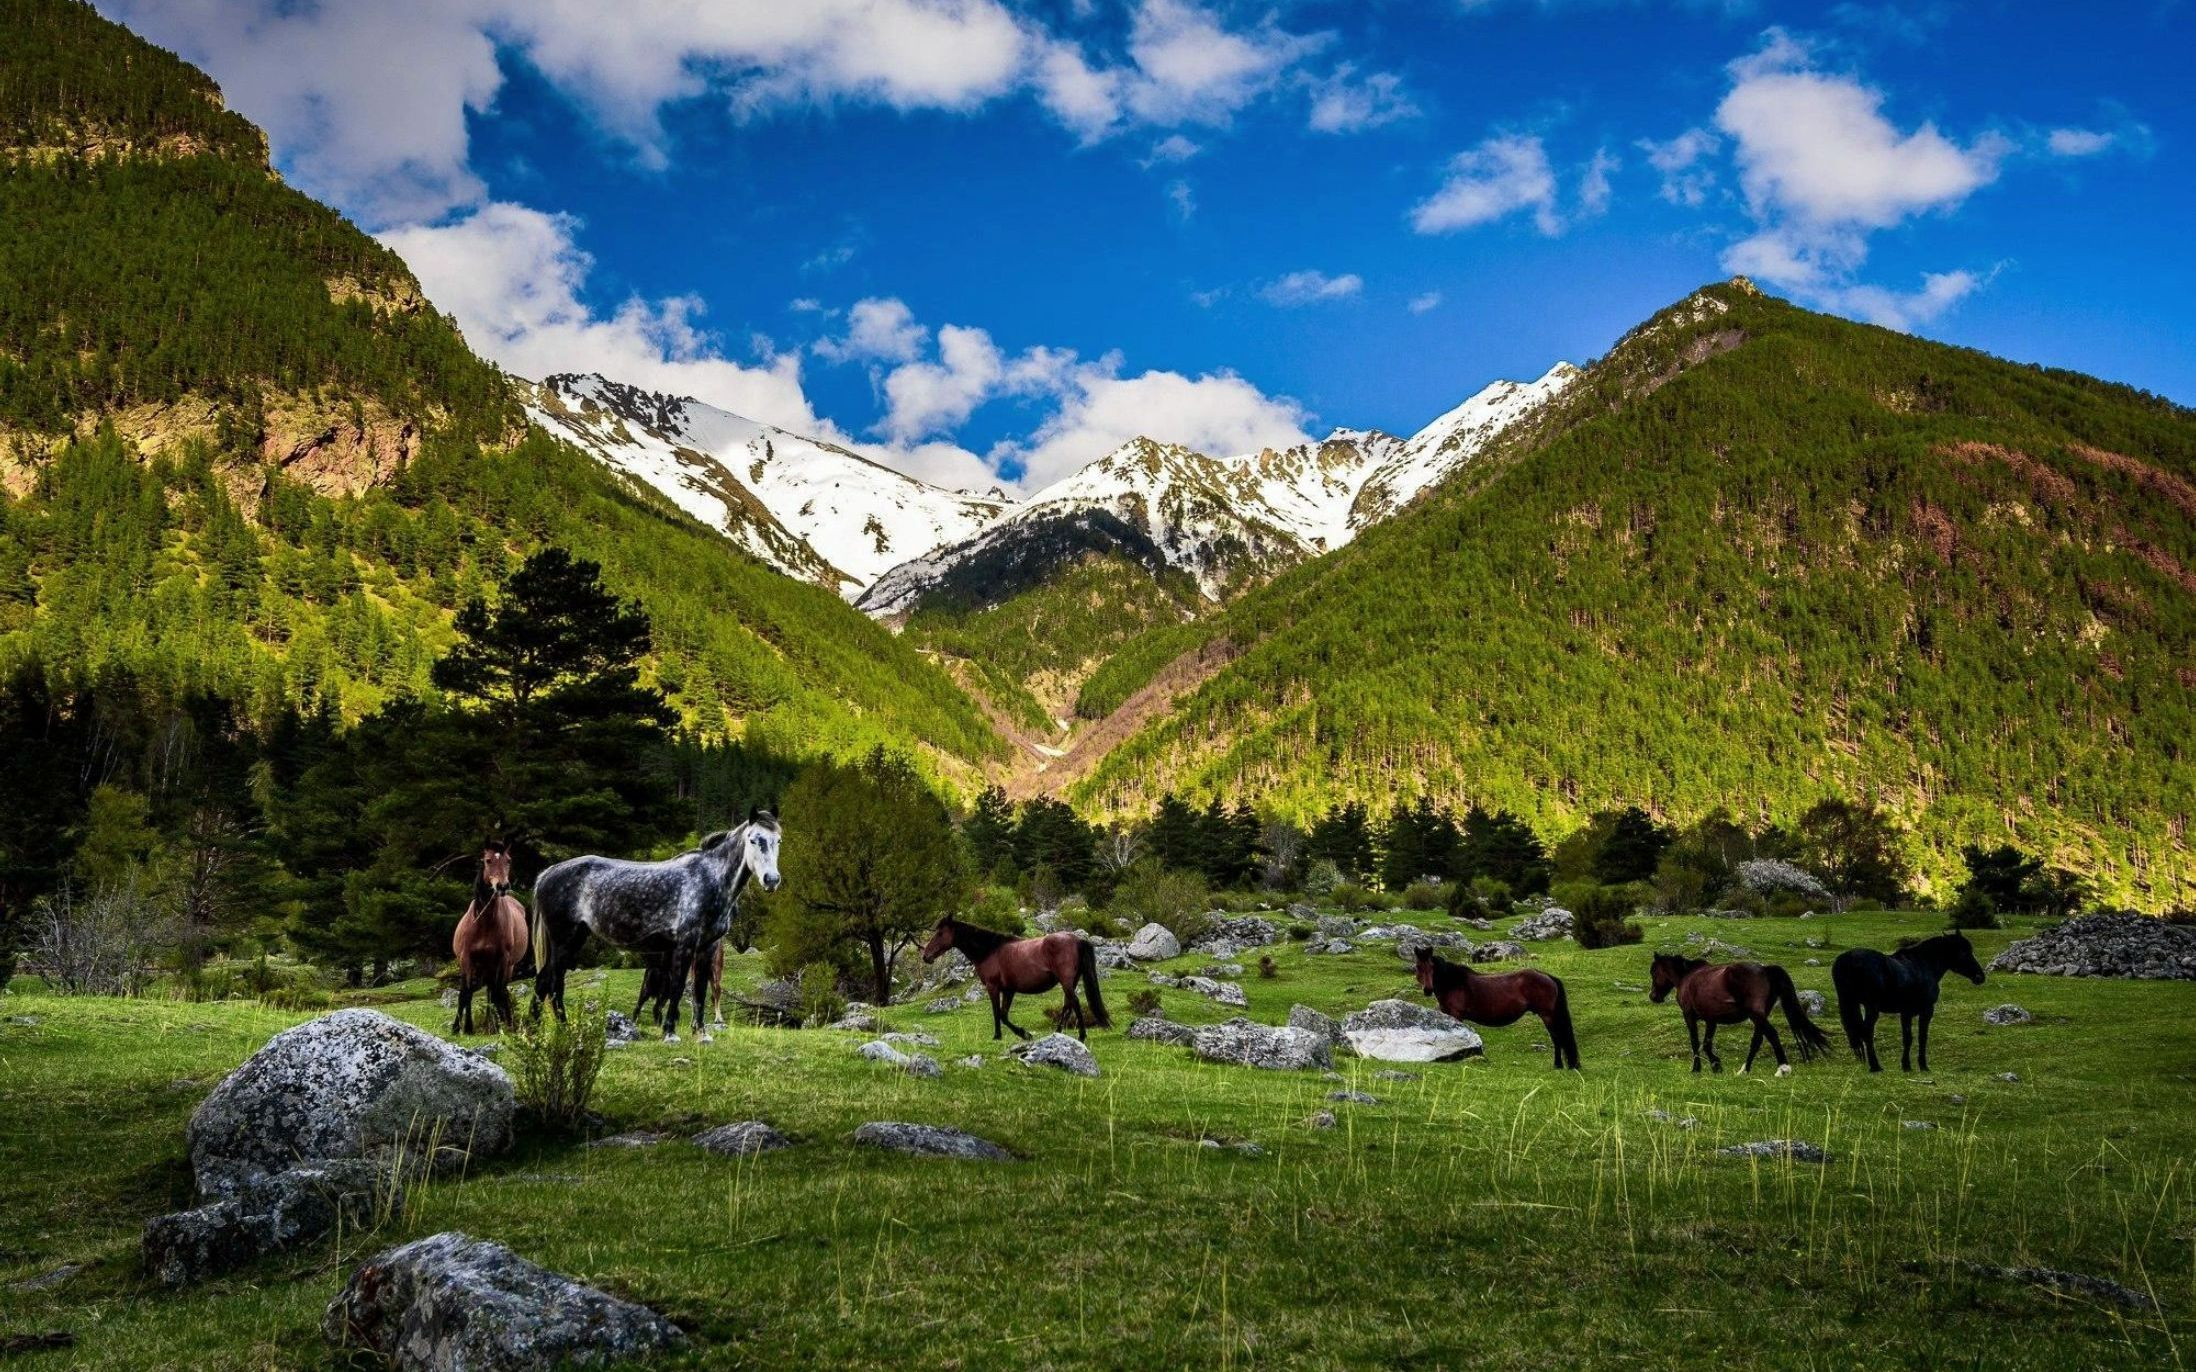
[963,785,1017,880]
[1594,806,1674,885]
[1146,793,1202,874]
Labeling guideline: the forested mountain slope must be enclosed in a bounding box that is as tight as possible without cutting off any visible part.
[0,0,1004,781]
[1070,281,2196,907]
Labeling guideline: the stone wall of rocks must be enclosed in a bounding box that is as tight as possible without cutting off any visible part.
[1989,914,2196,980]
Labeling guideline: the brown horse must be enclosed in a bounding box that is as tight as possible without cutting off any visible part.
[1649,953,1830,1075]
[636,939,725,1030]
[1414,947,1580,1069]
[920,916,1110,1041]
[452,841,529,1035]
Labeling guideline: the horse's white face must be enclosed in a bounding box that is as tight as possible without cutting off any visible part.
[746,824,783,892]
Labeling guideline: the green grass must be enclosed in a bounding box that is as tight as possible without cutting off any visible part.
[4,910,2192,1369]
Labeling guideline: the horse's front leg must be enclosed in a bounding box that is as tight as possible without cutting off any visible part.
[1898,1013,1914,1072]
[691,944,713,1044]
[490,978,517,1035]
[452,979,470,1036]
[1685,1011,1702,1073]
[1000,990,1031,1040]
[1762,1020,1790,1076]
[1860,1009,1882,1072]
[1064,981,1086,1042]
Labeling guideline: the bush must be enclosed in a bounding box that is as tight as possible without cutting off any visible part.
[507,999,607,1131]
[1257,955,1278,980]
[1286,922,1315,941]
[1948,887,2000,930]
[964,885,1027,936]
[32,878,173,996]
[1302,859,1343,899]
[1108,862,1211,944]
[1126,989,1162,1017]
[1332,883,1372,912]
[1449,877,1508,920]
[798,962,845,1023]
[1401,882,1444,911]
[1566,883,1645,949]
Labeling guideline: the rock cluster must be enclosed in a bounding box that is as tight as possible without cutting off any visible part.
[1189,1018,1332,1071]
[145,1160,389,1286]
[1191,915,1279,957]
[1988,914,2196,980]
[1511,907,1575,942]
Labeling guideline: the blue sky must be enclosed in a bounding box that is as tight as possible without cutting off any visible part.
[107,0,2193,491]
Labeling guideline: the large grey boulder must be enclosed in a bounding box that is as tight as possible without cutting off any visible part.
[1190,1018,1332,1071]
[144,1160,388,1286]
[1011,1033,1101,1078]
[188,1009,514,1197]
[1315,916,1358,940]
[691,1122,791,1157]
[1989,914,2196,980]
[1126,923,1181,962]
[856,1040,940,1078]
[1340,1000,1484,1064]
[851,1122,1015,1161]
[324,1231,683,1371]
[1286,1004,1341,1045]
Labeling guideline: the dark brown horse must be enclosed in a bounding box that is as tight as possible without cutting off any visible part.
[1649,953,1830,1075]
[920,916,1110,1041]
[636,939,725,1030]
[1414,947,1580,1069]
[452,841,528,1035]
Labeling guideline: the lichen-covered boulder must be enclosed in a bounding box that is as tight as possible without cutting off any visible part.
[1340,1000,1484,1063]
[851,1122,1014,1161]
[324,1231,682,1371]
[188,1009,513,1197]
[1286,1004,1341,1045]
[1190,1018,1332,1071]
[144,1159,389,1286]
[692,1122,791,1157]
[1126,923,1181,962]
[1126,1016,1194,1046]
[1011,1033,1101,1077]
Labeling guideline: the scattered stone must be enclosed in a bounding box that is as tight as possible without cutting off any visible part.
[957,1055,986,1068]
[1998,1072,2022,1083]
[882,1031,940,1047]
[1472,941,1527,963]
[1011,1033,1100,1078]
[1512,907,1574,941]
[1189,1018,1333,1071]
[851,1122,1014,1161]
[857,1041,939,1078]
[1127,1017,1195,1046]
[1797,989,1827,1017]
[324,1231,683,1371]
[5,1014,41,1027]
[1126,923,1181,962]
[583,1131,666,1149]
[1305,939,1356,955]
[1990,913,2196,980]
[188,1009,513,1197]
[145,1160,390,1286]
[1092,942,1137,971]
[1147,973,1182,988]
[1190,916,1279,954]
[1902,1120,1936,1131]
[924,996,962,1014]
[1340,1000,1485,1063]
[1288,902,1318,921]
[1286,1004,1341,1045]
[1983,1004,2034,1026]
[1305,1110,1337,1130]
[1316,915,1359,940]
[1968,1263,2154,1311]
[1372,1069,1420,1082]
[691,1121,791,1157]
[1395,931,1473,962]
[1326,1090,1379,1105]
[1198,962,1245,979]
[737,978,805,1026]
[962,985,987,1005]
[1181,976,1247,1007]
[1804,958,1821,967]
[1715,1139,1830,1163]
[439,988,460,1010]
[604,1011,639,1046]
[1642,1109,1701,1129]
[1949,1094,1967,1105]
[1457,916,1496,931]
[668,1057,694,1070]
[829,1008,879,1032]
[8,1263,81,1293]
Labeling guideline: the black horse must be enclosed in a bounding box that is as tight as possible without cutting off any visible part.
[1831,932,1986,1072]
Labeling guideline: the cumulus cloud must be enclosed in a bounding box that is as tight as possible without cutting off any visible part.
[1007,364,1314,490]
[1639,127,1721,206]
[1258,270,1364,306]
[381,201,825,432]
[2046,127,2116,157]
[1411,134,1561,235]
[1305,65,1417,134]
[813,297,928,364]
[1577,148,1619,218]
[1120,0,1326,127]
[1144,133,1204,164]
[1836,269,1983,331]
[1408,291,1443,314]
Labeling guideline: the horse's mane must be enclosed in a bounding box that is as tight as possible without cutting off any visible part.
[1654,952,1708,973]
[945,916,1016,961]
[1896,932,1969,961]
[1420,949,1471,987]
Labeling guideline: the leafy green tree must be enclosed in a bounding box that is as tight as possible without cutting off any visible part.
[1959,844,2045,915]
[1145,793,1203,874]
[762,749,971,1003]
[1795,798,1912,909]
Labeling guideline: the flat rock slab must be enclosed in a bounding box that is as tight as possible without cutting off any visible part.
[326,1231,682,1372]
[1340,1000,1483,1063]
[851,1122,1014,1161]
[1010,1033,1100,1077]
[691,1122,791,1157]
[1126,1017,1194,1046]
[583,1131,668,1149]
[188,1009,513,1197]
[1716,1139,1830,1163]
[1969,1263,2153,1310]
[1190,1019,1332,1071]
[145,1160,389,1287]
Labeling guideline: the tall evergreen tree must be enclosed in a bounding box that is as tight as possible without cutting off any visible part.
[1307,801,1376,882]
[1593,806,1675,885]
[963,785,1018,880]
[1146,793,1202,873]
[1458,805,1551,896]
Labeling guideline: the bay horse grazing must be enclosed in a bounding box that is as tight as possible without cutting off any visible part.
[1414,947,1580,1069]
[532,810,781,1043]
[920,916,1110,1042]
[636,939,726,1030]
[1649,953,1830,1076]
[1831,932,1986,1073]
[452,840,529,1035]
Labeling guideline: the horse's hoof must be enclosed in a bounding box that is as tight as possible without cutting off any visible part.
[664,1033,681,1044]
[711,1019,727,1030]
[1775,1063,1792,1078]
[697,1032,713,1045]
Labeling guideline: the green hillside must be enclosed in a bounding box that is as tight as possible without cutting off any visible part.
[1070,281,2196,908]
[0,0,1003,779]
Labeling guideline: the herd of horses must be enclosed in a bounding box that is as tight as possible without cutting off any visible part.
[449,817,1992,1075]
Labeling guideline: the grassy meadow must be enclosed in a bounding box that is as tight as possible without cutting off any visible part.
[3,908,2192,1370]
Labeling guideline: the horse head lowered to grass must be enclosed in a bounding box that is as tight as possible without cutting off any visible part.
[530,809,781,1043]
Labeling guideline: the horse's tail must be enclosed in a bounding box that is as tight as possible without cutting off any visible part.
[1831,956,1869,1062]
[1076,939,1111,1029]
[1548,975,1581,1069]
[1769,965,1831,1062]
[529,900,551,986]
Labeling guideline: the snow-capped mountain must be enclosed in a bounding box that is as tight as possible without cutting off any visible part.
[856,362,1578,618]
[522,374,1009,596]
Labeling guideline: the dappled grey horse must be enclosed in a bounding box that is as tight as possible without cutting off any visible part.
[530,810,781,1042]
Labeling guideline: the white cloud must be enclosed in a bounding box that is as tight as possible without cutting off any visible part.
[2046,127,2116,158]
[1411,134,1561,235]
[381,202,825,433]
[1258,270,1364,307]
[1836,269,1981,331]
[1577,148,1619,218]
[1121,0,1325,127]
[1640,127,1721,206]
[1144,133,1203,164]
[1167,178,1197,220]
[1006,364,1313,490]
[813,297,928,364]
[1305,65,1417,134]
[1407,291,1443,314]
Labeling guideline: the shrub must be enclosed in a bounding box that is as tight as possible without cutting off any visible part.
[1108,861,1211,944]
[1568,883,1645,949]
[1257,956,1278,980]
[1449,877,1508,920]
[964,885,1027,936]
[798,962,845,1023]
[1302,859,1343,899]
[1287,923,1315,941]
[1948,887,2000,930]
[1402,882,1444,911]
[507,999,607,1131]
[32,878,173,997]
[1126,989,1162,1017]
[1333,883,1372,913]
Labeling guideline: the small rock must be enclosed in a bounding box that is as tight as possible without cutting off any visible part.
[851,1122,1014,1161]
[604,1011,639,1045]
[857,1040,939,1078]
[924,997,962,1014]
[8,1263,81,1293]
[1198,963,1245,979]
[1949,1094,1967,1105]
[1326,1090,1379,1105]
[584,1131,666,1149]
[956,1054,986,1068]
[1902,1120,1936,1131]
[1997,1072,2021,1083]
[324,1231,683,1370]
[882,1031,940,1047]
[692,1121,791,1157]
[1126,1016,1194,1046]
[1305,938,1356,955]
[829,1010,879,1032]
[1797,989,1827,1017]
[1147,972,1182,988]
[1471,941,1527,963]
[1306,1110,1337,1130]
[1969,1263,2154,1310]
[1010,1033,1101,1078]
[1372,1069,1420,1082]
[1716,1139,1830,1163]
[1181,976,1247,1007]
[1511,907,1574,941]
[1983,1004,2033,1026]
